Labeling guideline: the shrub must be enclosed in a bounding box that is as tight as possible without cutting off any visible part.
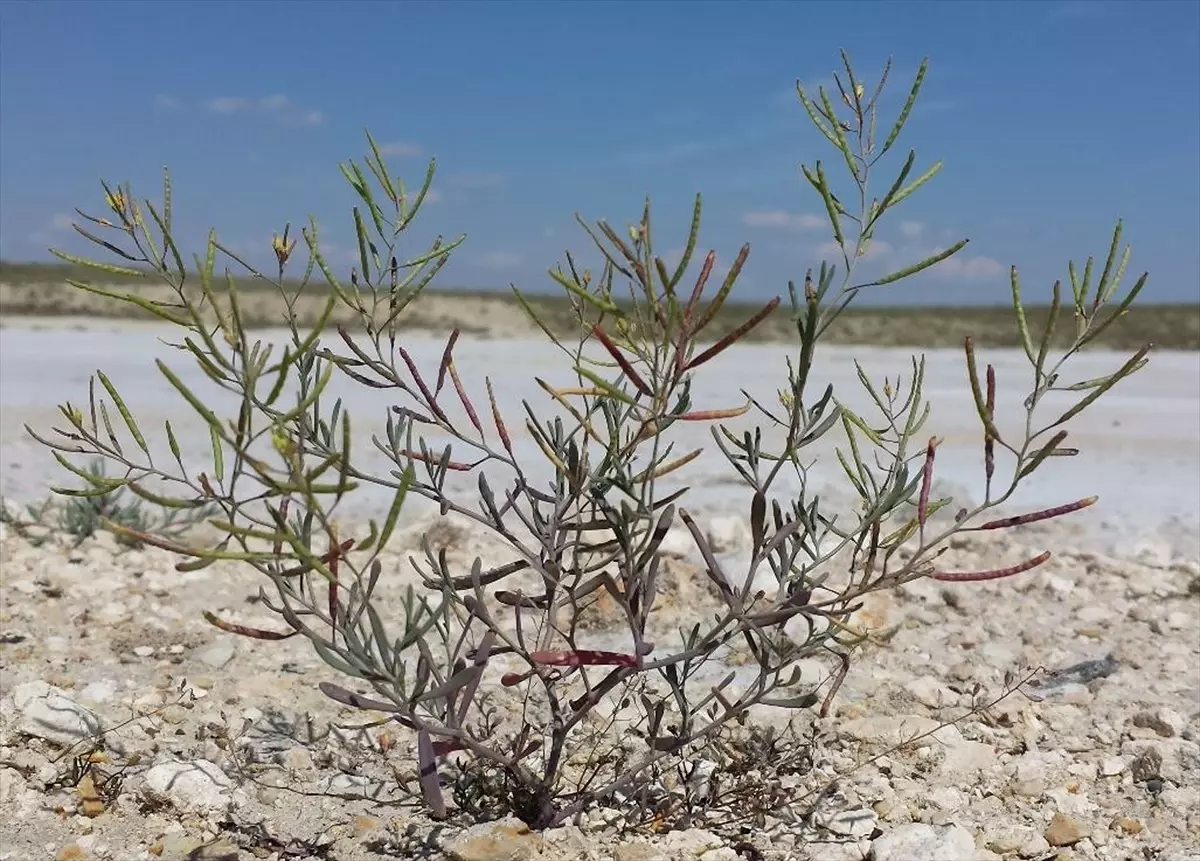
[0,457,214,549]
[28,52,1150,830]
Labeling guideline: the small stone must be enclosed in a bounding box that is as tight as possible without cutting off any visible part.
[660,830,723,857]
[192,642,235,670]
[183,839,240,860]
[698,850,741,861]
[985,828,1028,854]
[706,515,751,554]
[133,646,155,658]
[1111,816,1142,835]
[56,845,87,861]
[614,846,662,861]
[658,527,695,559]
[1098,756,1127,777]
[1044,813,1088,847]
[1018,834,1050,858]
[10,681,104,747]
[905,676,954,709]
[870,823,975,861]
[279,746,314,772]
[1130,747,1163,782]
[1163,610,1190,630]
[814,807,878,838]
[1132,707,1185,738]
[444,818,537,861]
[160,844,205,861]
[141,759,237,814]
[353,815,382,837]
[77,680,118,705]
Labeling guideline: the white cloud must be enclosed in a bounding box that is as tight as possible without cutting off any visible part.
[479,251,522,269]
[154,94,182,110]
[740,210,826,232]
[204,95,324,126]
[931,252,1004,280]
[50,213,76,231]
[899,220,926,239]
[378,141,423,157]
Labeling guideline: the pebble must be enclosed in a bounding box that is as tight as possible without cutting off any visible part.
[443,819,538,861]
[9,681,104,747]
[140,759,238,814]
[904,676,955,709]
[1044,812,1088,847]
[192,641,235,669]
[705,515,751,554]
[870,823,976,861]
[814,807,878,838]
[1132,706,1185,738]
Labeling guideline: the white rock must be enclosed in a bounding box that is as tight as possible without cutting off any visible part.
[706,515,751,554]
[443,817,537,861]
[905,676,955,709]
[1163,611,1190,630]
[193,641,236,669]
[9,681,103,747]
[870,823,976,861]
[1098,756,1127,777]
[924,786,968,812]
[698,850,742,861]
[814,806,878,838]
[660,829,723,857]
[659,526,695,559]
[77,680,118,705]
[1132,538,1173,568]
[141,759,238,814]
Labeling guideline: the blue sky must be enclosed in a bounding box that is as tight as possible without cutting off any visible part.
[1,0,1197,305]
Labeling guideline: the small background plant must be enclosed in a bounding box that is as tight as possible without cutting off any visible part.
[25,51,1150,832]
[1,458,215,549]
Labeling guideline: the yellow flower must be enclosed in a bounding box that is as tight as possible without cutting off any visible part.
[272,225,297,266]
[105,190,127,214]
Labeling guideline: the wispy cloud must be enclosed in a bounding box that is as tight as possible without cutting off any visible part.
[154,94,182,111]
[929,250,1004,280]
[740,210,826,232]
[204,94,324,126]
[811,230,1003,282]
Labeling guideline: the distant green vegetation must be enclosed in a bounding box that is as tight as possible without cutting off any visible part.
[2,259,1196,350]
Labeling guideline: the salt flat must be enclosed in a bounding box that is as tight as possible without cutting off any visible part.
[2,324,1197,554]
[1,322,1198,859]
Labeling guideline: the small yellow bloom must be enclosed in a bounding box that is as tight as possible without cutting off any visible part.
[855,83,865,100]
[105,190,127,214]
[272,225,297,267]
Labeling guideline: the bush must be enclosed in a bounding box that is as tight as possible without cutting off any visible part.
[0,457,214,549]
[28,52,1150,830]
